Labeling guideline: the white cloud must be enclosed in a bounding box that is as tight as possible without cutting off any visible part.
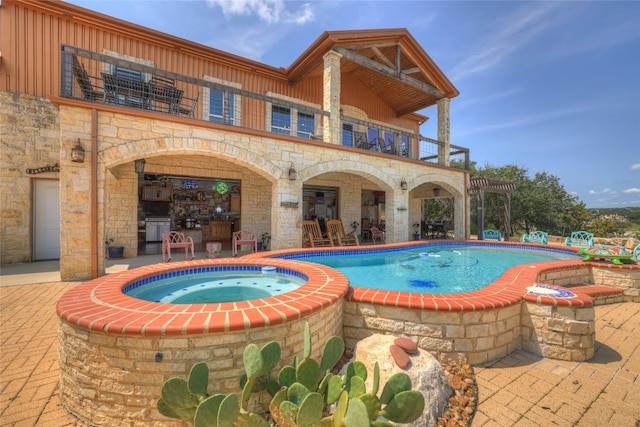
[206,0,314,24]
[449,3,560,81]
[631,163,640,170]
[623,188,640,194]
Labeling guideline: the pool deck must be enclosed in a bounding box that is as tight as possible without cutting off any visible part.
[1,252,639,426]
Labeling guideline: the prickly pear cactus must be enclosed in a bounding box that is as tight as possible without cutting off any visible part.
[157,322,425,426]
[157,362,210,422]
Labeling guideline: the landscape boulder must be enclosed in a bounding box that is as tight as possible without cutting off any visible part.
[351,334,452,427]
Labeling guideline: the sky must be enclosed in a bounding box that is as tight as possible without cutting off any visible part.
[67,0,640,209]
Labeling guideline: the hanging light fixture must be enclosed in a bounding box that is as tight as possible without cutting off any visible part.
[433,187,441,197]
[400,177,408,191]
[288,163,297,180]
[70,138,86,163]
[134,159,146,174]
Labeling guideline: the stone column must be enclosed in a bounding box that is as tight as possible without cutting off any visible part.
[437,98,451,166]
[59,137,93,280]
[323,51,343,145]
[388,186,409,242]
[271,172,303,250]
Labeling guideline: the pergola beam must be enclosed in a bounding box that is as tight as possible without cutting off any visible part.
[468,177,516,241]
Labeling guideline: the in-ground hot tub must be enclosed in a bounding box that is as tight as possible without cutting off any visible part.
[56,258,348,425]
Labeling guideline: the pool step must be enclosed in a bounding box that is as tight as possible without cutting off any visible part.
[558,284,625,305]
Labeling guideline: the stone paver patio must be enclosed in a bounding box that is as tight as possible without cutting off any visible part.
[0,259,639,426]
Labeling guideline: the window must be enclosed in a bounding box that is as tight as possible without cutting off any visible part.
[367,128,379,146]
[342,123,353,147]
[400,134,409,157]
[297,111,315,139]
[271,105,291,135]
[208,89,235,125]
[113,66,143,81]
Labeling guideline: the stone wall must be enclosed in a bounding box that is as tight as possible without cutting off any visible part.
[521,303,595,361]
[0,92,60,264]
[343,302,522,365]
[2,95,468,276]
[57,299,344,426]
[54,106,467,279]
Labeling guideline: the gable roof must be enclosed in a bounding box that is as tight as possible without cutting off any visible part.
[286,29,459,115]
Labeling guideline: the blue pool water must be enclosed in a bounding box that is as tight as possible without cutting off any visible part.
[125,267,306,303]
[278,244,578,294]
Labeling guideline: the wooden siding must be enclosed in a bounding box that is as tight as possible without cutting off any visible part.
[1,0,420,132]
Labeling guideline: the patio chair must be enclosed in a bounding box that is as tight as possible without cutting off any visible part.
[161,231,195,262]
[521,230,548,244]
[232,230,257,256]
[302,219,333,247]
[72,54,102,101]
[563,231,594,248]
[325,219,359,246]
[482,229,502,241]
[179,92,199,118]
[370,226,385,244]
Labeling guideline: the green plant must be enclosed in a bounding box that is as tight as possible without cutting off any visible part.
[261,233,271,250]
[158,323,425,426]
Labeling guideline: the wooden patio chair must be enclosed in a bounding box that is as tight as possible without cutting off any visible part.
[324,219,359,246]
[302,219,333,247]
[232,230,257,256]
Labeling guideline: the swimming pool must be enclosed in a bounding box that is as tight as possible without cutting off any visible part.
[272,243,579,294]
[124,266,306,303]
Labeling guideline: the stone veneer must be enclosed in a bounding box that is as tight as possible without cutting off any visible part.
[58,308,344,426]
[57,258,348,425]
[0,92,61,264]
[51,104,467,280]
[253,244,639,365]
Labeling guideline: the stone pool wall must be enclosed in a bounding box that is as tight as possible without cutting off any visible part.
[520,301,595,361]
[343,302,522,365]
[538,263,640,301]
[58,299,344,425]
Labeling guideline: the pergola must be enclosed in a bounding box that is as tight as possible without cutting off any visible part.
[468,177,517,241]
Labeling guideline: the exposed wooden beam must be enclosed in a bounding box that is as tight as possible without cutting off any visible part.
[372,47,394,68]
[402,67,421,75]
[334,46,445,98]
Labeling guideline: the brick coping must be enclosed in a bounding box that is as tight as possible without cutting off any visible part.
[250,241,638,311]
[57,242,638,336]
[56,258,349,336]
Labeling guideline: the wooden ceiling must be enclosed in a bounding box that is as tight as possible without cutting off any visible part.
[286,29,459,117]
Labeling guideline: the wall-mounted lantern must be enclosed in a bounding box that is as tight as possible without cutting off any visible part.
[288,163,297,180]
[400,177,408,191]
[71,138,85,163]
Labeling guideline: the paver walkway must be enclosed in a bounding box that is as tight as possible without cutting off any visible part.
[0,268,639,426]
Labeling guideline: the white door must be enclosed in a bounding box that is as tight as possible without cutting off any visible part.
[34,179,60,260]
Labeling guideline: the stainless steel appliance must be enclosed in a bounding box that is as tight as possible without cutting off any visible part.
[145,217,170,242]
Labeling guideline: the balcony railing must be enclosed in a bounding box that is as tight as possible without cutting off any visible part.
[61,45,469,169]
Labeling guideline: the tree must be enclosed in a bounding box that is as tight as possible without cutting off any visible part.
[470,163,587,237]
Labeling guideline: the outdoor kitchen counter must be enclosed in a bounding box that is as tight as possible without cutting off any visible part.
[182,229,202,244]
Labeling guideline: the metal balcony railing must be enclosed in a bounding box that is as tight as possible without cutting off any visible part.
[61,45,469,170]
